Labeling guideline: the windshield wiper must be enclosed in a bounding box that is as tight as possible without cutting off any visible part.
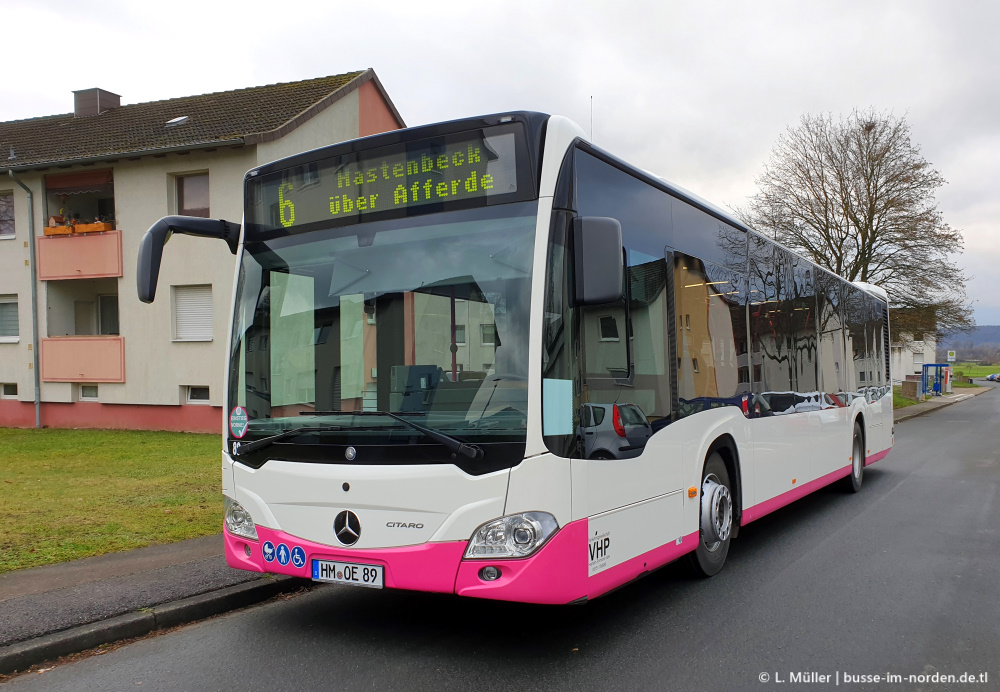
[234,425,344,456]
[304,410,484,460]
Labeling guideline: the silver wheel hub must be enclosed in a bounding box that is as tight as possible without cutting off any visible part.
[700,473,732,550]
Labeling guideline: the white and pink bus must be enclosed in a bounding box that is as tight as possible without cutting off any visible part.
[137,112,893,603]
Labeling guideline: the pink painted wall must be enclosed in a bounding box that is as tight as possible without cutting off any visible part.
[358,81,402,137]
[37,230,123,280]
[41,336,125,383]
[0,400,221,434]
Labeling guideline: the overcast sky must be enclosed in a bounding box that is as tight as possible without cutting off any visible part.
[4,0,998,324]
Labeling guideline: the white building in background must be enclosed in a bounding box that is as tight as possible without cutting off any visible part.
[890,332,937,384]
[0,70,404,432]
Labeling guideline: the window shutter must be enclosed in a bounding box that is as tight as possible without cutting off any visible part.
[0,299,18,337]
[174,285,213,340]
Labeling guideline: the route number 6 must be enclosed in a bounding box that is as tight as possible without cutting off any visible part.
[279,182,295,228]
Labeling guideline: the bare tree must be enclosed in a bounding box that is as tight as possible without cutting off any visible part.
[738,108,973,337]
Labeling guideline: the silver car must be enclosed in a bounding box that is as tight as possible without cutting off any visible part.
[578,403,652,459]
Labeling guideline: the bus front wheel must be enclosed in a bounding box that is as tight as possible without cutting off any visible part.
[689,452,733,577]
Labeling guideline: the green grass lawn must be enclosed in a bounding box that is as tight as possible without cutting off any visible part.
[0,428,222,574]
[953,363,999,378]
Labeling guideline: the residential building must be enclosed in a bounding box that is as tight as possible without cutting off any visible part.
[890,332,937,385]
[0,70,403,432]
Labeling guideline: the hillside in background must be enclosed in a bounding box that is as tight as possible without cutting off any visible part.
[940,325,1000,363]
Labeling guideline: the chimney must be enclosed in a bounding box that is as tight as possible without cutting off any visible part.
[73,88,121,117]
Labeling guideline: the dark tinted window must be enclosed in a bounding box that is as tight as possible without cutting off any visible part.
[592,405,606,426]
[674,252,749,418]
[576,151,673,259]
[748,236,820,414]
[791,261,818,395]
[672,200,746,270]
[816,270,849,400]
[844,286,868,392]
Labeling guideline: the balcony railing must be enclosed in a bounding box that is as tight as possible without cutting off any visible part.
[40,336,125,383]
[37,230,123,280]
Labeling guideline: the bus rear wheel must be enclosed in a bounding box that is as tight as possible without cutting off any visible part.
[845,421,865,493]
[689,452,733,577]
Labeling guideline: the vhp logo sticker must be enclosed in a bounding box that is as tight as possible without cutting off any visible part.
[588,530,612,576]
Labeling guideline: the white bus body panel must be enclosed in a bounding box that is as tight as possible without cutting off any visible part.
[232,461,510,548]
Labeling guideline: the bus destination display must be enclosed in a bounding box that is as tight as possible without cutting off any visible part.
[249,131,519,231]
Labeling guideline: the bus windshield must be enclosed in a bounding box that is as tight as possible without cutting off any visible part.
[228,201,537,452]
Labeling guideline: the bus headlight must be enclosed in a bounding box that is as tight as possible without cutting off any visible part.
[464,512,558,559]
[224,496,258,541]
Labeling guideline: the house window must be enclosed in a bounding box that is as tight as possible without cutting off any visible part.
[80,385,98,400]
[0,295,18,341]
[98,295,120,335]
[178,173,210,218]
[685,314,691,330]
[1,383,17,398]
[481,324,496,346]
[692,358,700,373]
[187,386,210,403]
[0,192,14,238]
[454,325,466,345]
[599,316,619,341]
[173,285,213,341]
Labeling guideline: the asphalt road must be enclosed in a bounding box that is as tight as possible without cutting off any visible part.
[10,386,999,691]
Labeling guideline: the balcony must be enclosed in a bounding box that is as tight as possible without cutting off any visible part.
[40,336,125,383]
[37,230,123,281]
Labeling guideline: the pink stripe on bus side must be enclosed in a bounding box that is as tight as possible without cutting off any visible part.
[741,464,853,525]
[865,448,891,466]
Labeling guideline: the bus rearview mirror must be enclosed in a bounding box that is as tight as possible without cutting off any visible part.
[573,216,623,306]
[137,216,241,303]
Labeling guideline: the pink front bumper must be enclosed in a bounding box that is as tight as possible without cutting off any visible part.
[225,520,699,605]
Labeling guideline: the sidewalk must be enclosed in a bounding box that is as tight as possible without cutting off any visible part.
[1,382,994,676]
[893,381,994,423]
[0,534,310,675]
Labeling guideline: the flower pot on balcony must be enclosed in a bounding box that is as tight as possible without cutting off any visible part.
[73,222,114,234]
[44,225,74,236]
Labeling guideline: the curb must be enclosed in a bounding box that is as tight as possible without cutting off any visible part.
[0,575,310,676]
[894,385,992,423]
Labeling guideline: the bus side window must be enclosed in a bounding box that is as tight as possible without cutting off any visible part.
[674,251,748,418]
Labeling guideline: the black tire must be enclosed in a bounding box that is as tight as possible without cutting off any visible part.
[845,421,864,493]
[589,451,614,460]
[688,452,733,577]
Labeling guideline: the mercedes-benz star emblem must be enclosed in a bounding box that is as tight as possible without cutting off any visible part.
[345,446,357,461]
[334,510,361,546]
